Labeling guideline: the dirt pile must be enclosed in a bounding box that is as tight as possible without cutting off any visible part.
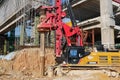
[0,60,12,75]
[12,48,55,77]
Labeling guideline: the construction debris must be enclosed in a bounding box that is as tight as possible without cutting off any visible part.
[0,48,55,79]
[13,48,55,77]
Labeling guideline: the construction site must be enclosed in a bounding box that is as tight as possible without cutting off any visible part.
[0,0,120,80]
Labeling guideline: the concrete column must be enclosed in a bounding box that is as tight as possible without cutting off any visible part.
[20,24,25,46]
[33,17,40,46]
[9,29,15,52]
[100,0,115,49]
[4,39,7,55]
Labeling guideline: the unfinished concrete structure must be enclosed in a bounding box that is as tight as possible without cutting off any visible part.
[0,0,120,53]
[70,0,120,49]
[0,0,49,54]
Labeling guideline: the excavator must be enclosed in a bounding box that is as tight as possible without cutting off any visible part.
[37,0,120,77]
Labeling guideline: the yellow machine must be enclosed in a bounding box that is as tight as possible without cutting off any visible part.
[66,52,120,66]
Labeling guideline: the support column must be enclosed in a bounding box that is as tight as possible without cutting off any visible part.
[100,0,115,49]
[4,39,7,55]
[9,29,15,52]
[20,24,25,46]
[33,17,40,46]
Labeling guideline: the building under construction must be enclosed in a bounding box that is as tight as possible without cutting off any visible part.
[0,0,120,54]
[0,0,120,80]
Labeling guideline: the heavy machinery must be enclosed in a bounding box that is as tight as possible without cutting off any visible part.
[37,0,89,64]
[37,0,120,73]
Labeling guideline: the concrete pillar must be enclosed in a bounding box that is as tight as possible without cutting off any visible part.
[4,39,7,55]
[33,17,40,46]
[100,0,115,49]
[20,24,25,46]
[9,29,15,52]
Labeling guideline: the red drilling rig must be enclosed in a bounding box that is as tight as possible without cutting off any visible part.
[37,0,89,64]
[36,1,120,78]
